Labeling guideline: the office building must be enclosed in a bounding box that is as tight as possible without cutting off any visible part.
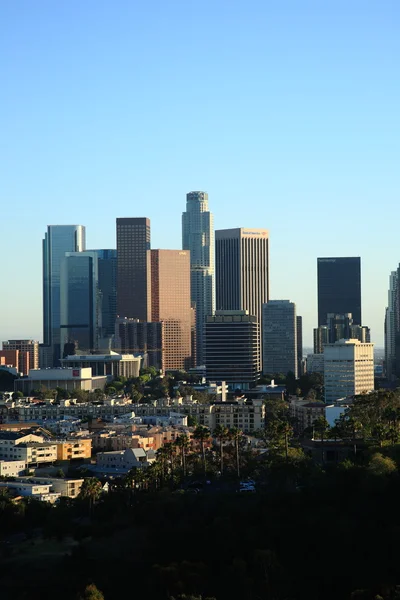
[385,270,398,379]
[2,340,39,375]
[296,315,303,376]
[313,326,329,354]
[317,257,361,326]
[115,318,164,370]
[324,339,374,404]
[205,310,261,389]
[14,367,107,395]
[93,249,117,342]
[262,301,298,378]
[43,225,86,365]
[306,353,324,374]
[61,351,141,379]
[314,313,370,354]
[182,191,215,365]
[216,228,269,353]
[60,251,100,356]
[116,218,151,321]
[150,249,192,371]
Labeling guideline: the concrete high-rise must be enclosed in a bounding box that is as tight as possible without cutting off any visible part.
[116,218,151,321]
[205,310,261,389]
[262,301,298,378]
[2,340,39,375]
[43,225,86,365]
[215,228,269,343]
[317,257,361,326]
[150,249,192,371]
[60,251,100,356]
[296,315,303,377]
[182,191,215,366]
[324,339,374,403]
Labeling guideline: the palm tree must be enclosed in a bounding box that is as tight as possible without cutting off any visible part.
[229,427,243,479]
[164,442,176,483]
[313,416,330,464]
[214,424,229,476]
[174,434,190,478]
[79,477,102,514]
[193,425,210,479]
[156,446,169,484]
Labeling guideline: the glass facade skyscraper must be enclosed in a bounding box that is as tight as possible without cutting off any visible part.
[317,257,361,326]
[43,225,86,365]
[182,191,215,366]
[60,251,99,356]
[92,249,117,340]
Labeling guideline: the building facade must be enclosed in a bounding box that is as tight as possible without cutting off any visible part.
[296,316,303,377]
[262,300,297,378]
[2,340,39,375]
[317,257,361,326]
[60,251,100,356]
[150,249,192,371]
[116,218,151,321]
[205,310,261,389]
[215,229,269,344]
[43,225,86,366]
[385,270,398,379]
[14,368,107,395]
[324,339,374,404]
[61,351,141,379]
[182,191,215,365]
[94,249,117,343]
[115,318,164,370]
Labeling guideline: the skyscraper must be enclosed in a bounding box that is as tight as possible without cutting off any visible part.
[43,225,86,365]
[317,257,361,326]
[60,251,100,356]
[182,191,215,365]
[296,315,303,376]
[205,310,260,389]
[215,228,269,343]
[150,249,192,371]
[385,268,399,379]
[116,218,151,321]
[262,301,298,378]
[92,249,117,342]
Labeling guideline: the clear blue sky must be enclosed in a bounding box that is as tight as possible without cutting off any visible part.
[1,0,399,347]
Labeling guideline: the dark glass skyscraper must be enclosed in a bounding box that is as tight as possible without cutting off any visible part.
[317,257,361,326]
[95,249,117,339]
[116,218,151,321]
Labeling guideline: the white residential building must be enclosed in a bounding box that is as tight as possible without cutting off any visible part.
[95,447,155,473]
[324,339,374,404]
[0,432,57,466]
[0,481,60,503]
[15,476,84,498]
[0,460,26,477]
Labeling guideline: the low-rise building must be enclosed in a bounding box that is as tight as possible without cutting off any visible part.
[289,397,326,434]
[14,367,108,395]
[212,399,265,432]
[60,351,141,379]
[0,432,57,466]
[14,399,135,422]
[93,447,155,474]
[15,476,84,498]
[56,438,92,461]
[0,460,26,477]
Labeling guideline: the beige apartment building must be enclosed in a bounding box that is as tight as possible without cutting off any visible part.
[2,340,39,375]
[56,438,92,461]
[324,339,374,404]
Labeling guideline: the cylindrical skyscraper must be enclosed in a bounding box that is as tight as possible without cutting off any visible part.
[182,191,215,366]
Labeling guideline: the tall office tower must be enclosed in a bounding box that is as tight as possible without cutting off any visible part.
[350,324,371,343]
[91,249,117,343]
[262,301,298,378]
[296,315,303,377]
[324,339,374,404]
[182,191,215,366]
[205,310,260,390]
[115,318,164,371]
[215,228,269,347]
[327,313,353,341]
[385,271,398,379]
[313,326,329,354]
[317,257,361,326]
[150,250,192,371]
[60,251,100,356]
[43,225,86,365]
[2,340,39,375]
[116,218,151,321]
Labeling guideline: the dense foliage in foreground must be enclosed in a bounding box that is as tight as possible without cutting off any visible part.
[2,450,400,600]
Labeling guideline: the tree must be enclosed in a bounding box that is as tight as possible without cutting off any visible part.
[187,415,198,427]
[229,427,243,478]
[313,416,330,463]
[77,584,104,600]
[368,453,397,476]
[12,391,24,400]
[78,477,102,513]
[175,434,190,478]
[193,426,210,478]
[214,425,229,476]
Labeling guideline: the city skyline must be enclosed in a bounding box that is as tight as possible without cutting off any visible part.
[2,3,399,347]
